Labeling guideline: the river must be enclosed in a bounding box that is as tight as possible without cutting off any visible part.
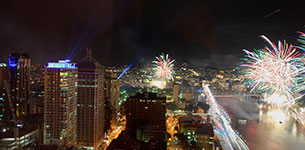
[216,96,305,150]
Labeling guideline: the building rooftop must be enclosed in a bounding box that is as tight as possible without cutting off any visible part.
[46,60,77,69]
[77,48,104,70]
[196,123,214,136]
[0,114,43,138]
[179,115,203,124]
[128,92,166,100]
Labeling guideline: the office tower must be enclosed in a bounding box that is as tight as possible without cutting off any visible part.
[76,49,105,149]
[104,73,120,131]
[173,82,179,102]
[126,92,166,145]
[0,63,8,125]
[8,53,31,117]
[44,60,77,148]
[105,73,120,111]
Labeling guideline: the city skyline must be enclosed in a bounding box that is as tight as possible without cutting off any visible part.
[1,1,305,150]
[0,51,305,149]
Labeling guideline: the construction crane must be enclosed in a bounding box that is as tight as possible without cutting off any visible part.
[2,69,21,149]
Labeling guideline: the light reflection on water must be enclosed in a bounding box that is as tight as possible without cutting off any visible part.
[266,109,286,124]
[216,97,305,150]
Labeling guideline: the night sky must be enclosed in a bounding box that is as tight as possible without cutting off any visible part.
[1,0,305,68]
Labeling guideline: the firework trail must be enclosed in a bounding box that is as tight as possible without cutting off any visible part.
[290,107,305,124]
[295,31,305,51]
[152,53,175,81]
[240,35,305,104]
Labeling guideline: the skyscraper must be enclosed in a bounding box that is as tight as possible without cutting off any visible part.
[8,53,31,118]
[104,73,120,132]
[126,92,166,148]
[76,49,105,149]
[105,73,120,112]
[44,60,77,148]
[0,63,8,125]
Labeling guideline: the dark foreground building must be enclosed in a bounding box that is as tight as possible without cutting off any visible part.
[124,92,167,149]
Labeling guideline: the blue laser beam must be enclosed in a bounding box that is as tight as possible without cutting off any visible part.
[66,18,78,58]
[69,0,129,60]
[67,0,105,60]
[117,63,133,79]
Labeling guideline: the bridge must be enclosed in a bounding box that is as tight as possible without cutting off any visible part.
[202,83,249,150]
[214,94,261,98]
[168,84,249,150]
[167,111,214,117]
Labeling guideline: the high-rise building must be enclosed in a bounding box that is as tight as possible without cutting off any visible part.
[0,63,8,125]
[76,49,105,149]
[104,73,120,132]
[105,73,120,111]
[44,60,77,148]
[8,53,31,118]
[172,82,179,102]
[126,92,166,148]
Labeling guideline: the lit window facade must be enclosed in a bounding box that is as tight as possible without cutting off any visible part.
[44,60,77,147]
[76,59,105,149]
[8,53,31,118]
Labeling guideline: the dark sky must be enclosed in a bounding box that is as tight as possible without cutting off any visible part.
[1,0,305,68]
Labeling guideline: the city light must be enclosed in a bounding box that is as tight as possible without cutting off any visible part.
[3,2,305,149]
[151,80,166,89]
[46,60,77,69]
[268,109,287,123]
[265,93,288,106]
[8,57,17,68]
[0,63,7,67]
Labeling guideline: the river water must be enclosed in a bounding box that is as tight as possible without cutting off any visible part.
[216,97,305,150]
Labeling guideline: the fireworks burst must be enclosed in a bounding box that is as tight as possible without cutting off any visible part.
[295,31,305,51]
[240,35,305,103]
[290,107,305,124]
[152,53,175,81]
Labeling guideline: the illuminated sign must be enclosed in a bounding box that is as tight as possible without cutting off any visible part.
[8,57,17,68]
[46,60,77,69]
[0,63,7,67]
[60,72,68,76]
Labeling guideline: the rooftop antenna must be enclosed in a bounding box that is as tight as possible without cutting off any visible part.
[86,48,92,62]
